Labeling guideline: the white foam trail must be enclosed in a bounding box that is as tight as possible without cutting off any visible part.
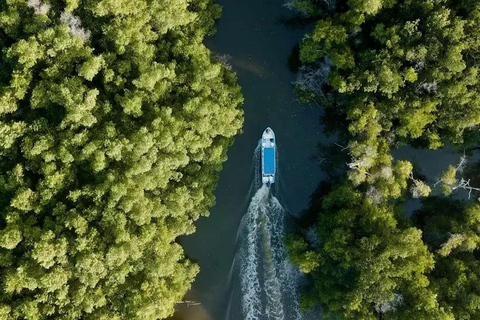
[241,185,269,320]
[268,196,303,320]
[260,201,285,320]
[239,141,304,320]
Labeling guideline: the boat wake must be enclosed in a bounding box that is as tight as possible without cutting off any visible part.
[238,142,303,320]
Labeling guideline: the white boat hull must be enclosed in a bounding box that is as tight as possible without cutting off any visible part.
[261,127,275,185]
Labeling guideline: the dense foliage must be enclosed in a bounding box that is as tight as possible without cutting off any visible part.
[414,198,480,319]
[288,184,454,319]
[298,0,480,145]
[286,0,480,319]
[0,0,243,319]
[293,0,480,190]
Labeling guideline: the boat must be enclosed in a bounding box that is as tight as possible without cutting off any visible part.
[261,127,276,185]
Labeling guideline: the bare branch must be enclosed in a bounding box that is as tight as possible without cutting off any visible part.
[334,143,349,151]
[451,178,480,199]
[435,154,480,200]
[294,58,332,100]
[27,0,50,15]
[60,12,91,41]
[375,293,403,314]
[416,80,438,94]
[366,185,383,204]
[176,301,201,307]
[455,151,467,173]
[211,52,232,70]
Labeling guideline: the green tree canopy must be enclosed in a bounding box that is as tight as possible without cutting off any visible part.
[298,0,480,148]
[291,0,480,194]
[287,0,480,318]
[0,0,243,319]
[288,183,451,319]
[414,198,480,319]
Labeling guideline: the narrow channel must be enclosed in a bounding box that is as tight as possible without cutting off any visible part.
[173,0,329,318]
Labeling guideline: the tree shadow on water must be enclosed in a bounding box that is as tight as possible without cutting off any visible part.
[287,43,301,73]
[276,14,317,29]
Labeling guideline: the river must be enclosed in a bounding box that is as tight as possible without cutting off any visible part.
[169,0,480,318]
[171,0,328,318]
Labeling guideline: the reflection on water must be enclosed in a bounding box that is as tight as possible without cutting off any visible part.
[231,59,270,77]
[168,289,213,320]
[169,306,211,320]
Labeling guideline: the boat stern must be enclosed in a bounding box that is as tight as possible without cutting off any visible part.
[262,175,275,184]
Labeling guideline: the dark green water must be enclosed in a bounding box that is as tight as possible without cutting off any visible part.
[170,0,480,318]
[172,0,329,318]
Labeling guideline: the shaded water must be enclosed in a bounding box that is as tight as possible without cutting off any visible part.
[172,0,328,317]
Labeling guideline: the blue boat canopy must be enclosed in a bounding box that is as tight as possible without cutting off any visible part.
[263,147,275,174]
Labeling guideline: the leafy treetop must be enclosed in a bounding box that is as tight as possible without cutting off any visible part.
[0,0,243,319]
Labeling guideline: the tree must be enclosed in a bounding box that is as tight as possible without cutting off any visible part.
[292,0,480,181]
[287,0,480,318]
[289,183,451,319]
[0,0,243,319]
[414,198,480,319]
